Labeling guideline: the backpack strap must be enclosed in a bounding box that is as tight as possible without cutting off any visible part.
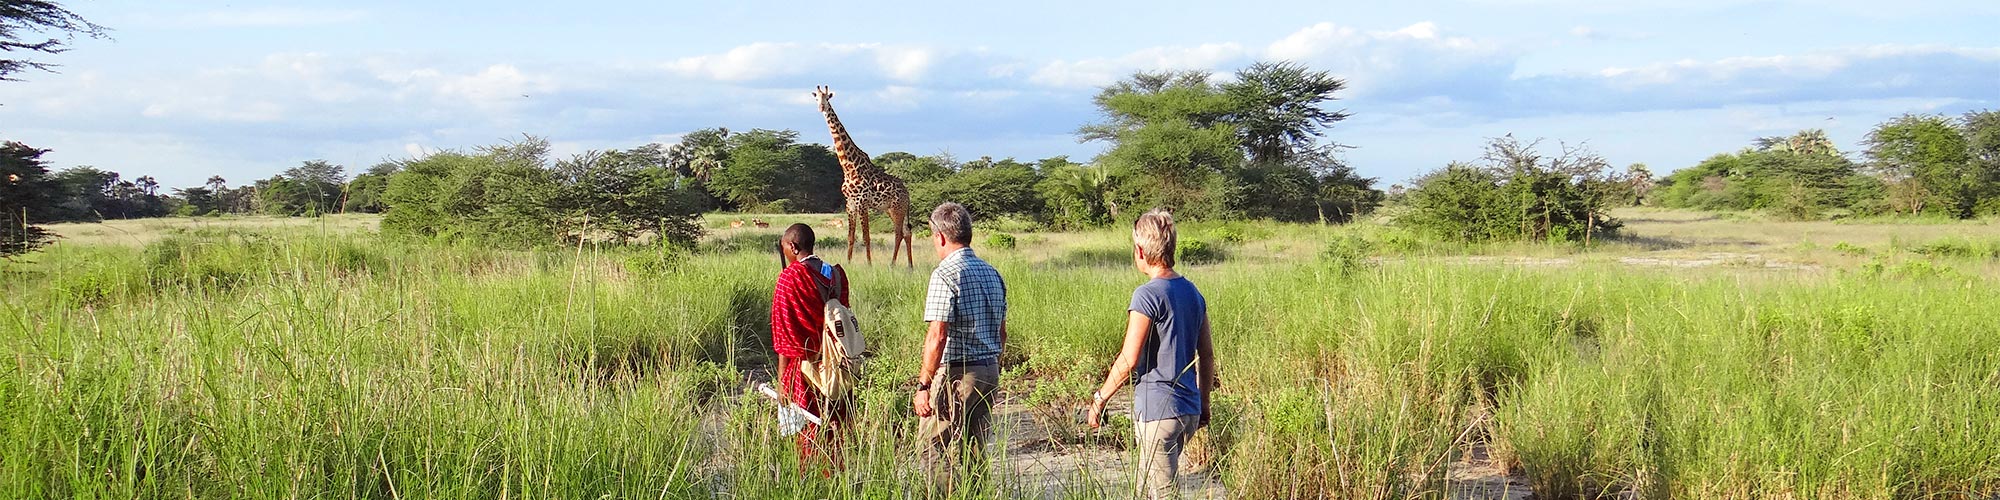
[801,258,840,303]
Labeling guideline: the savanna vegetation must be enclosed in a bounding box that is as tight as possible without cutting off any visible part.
[5,4,2000,496]
[4,211,1998,499]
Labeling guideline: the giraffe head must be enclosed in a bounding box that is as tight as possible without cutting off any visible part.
[811,85,835,112]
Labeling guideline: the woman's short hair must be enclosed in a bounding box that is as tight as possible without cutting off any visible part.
[1133,208,1176,268]
[930,202,973,245]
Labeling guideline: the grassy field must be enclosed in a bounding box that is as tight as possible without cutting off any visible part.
[3,210,1997,499]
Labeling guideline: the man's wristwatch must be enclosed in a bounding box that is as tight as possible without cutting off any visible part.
[1092,391,1106,404]
[917,382,932,392]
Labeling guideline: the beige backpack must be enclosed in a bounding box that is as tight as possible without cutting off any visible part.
[799,260,865,401]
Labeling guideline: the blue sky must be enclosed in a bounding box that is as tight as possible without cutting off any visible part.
[2,0,1996,188]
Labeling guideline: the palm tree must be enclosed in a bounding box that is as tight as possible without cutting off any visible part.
[667,128,729,182]
[1757,129,1838,156]
[1047,164,1115,222]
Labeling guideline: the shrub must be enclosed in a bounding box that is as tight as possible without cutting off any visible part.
[1179,237,1226,265]
[985,233,1017,249]
[1399,138,1623,244]
[1320,233,1374,276]
[624,245,690,278]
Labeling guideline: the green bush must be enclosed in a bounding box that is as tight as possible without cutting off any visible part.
[1320,234,1374,276]
[985,233,1017,249]
[1179,237,1226,265]
[624,245,690,279]
[1399,140,1623,244]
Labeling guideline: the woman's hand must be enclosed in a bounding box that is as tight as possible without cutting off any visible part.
[1086,393,1106,429]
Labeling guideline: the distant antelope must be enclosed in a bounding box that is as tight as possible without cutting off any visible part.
[730,220,744,229]
[827,218,847,229]
[753,219,770,229]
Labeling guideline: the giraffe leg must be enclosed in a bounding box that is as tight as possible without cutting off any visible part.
[845,211,858,262]
[859,211,874,265]
[889,206,903,265]
[893,206,913,268]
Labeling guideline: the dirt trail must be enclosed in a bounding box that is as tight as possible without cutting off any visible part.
[987,400,1532,500]
[737,371,1534,498]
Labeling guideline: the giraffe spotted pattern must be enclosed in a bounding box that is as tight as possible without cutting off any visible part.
[813,85,914,267]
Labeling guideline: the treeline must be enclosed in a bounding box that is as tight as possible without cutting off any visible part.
[662,61,1385,229]
[0,144,391,223]
[7,60,1396,254]
[1656,111,2000,219]
[378,136,705,248]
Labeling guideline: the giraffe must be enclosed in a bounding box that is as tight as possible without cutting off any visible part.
[812,85,913,267]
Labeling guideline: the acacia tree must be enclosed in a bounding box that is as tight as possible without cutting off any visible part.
[1223,61,1351,165]
[1962,110,2000,216]
[1865,114,1973,217]
[1,0,107,82]
[1083,63,1376,222]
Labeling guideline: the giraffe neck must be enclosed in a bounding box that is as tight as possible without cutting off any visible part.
[821,105,875,179]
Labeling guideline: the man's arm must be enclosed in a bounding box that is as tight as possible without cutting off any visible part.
[1088,311,1152,428]
[913,320,949,417]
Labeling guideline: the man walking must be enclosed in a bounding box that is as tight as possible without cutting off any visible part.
[912,202,1007,487]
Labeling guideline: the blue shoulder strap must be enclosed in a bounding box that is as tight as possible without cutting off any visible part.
[820,262,835,279]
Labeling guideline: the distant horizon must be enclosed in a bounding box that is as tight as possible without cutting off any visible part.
[3,0,1996,189]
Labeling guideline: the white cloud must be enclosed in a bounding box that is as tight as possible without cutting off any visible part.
[10,19,1999,190]
[664,42,940,82]
[1257,22,1513,99]
[1028,43,1247,88]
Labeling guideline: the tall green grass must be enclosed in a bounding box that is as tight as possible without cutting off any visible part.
[2,222,1996,498]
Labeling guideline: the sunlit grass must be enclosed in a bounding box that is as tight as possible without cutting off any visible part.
[2,211,1996,498]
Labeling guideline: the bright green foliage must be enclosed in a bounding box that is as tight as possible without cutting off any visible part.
[985,232,1016,249]
[1101,118,1244,219]
[881,153,953,184]
[911,159,1043,221]
[549,147,706,247]
[252,160,346,216]
[1036,160,1115,230]
[382,137,706,249]
[1865,114,1976,217]
[1959,110,2000,216]
[1080,64,1380,224]
[704,129,844,213]
[341,162,398,213]
[1657,148,1868,219]
[382,151,562,248]
[1401,138,1623,243]
[1402,163,1510,242]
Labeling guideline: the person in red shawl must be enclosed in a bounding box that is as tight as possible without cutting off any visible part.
[769,223,851,468]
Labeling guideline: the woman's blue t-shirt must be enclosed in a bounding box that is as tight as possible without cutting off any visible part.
[1128,275,1206,422]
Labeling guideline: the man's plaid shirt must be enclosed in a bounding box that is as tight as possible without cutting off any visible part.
[923,247,1007,363]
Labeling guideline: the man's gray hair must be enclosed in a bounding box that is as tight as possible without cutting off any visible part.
[1133,208,1176,268]
[930,202,974,245]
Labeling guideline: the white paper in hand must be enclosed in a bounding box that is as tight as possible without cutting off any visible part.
[756,383,821,436]
[775,403,809,436]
